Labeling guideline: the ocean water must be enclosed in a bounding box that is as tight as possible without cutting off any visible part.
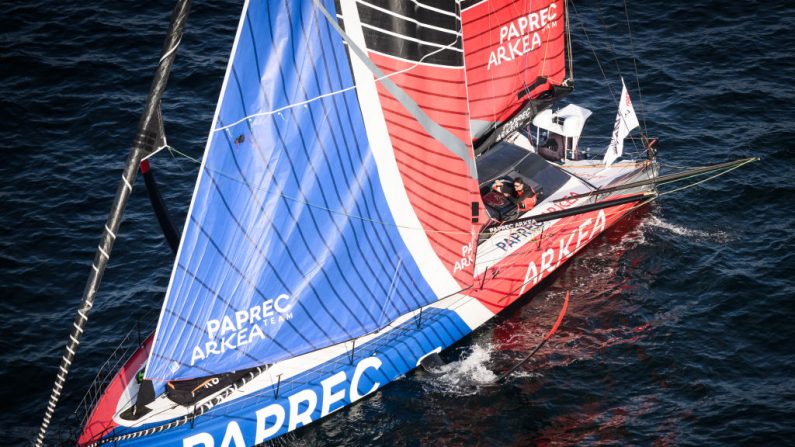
[2,1,794,445]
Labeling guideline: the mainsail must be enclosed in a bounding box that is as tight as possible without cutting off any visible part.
[144,0,481,384]
[461,0,568,147]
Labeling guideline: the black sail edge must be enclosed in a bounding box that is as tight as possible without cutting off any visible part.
[33,1,191,445]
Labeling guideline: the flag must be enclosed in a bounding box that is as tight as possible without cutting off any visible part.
[603,78,639,167]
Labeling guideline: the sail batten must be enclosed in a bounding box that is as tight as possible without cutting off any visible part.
[145,0,482,384]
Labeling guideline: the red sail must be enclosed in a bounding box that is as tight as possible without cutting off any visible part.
[335,0,484,294]
[461,0,567,139]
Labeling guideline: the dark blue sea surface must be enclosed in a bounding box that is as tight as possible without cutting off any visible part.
[2,1,794,445]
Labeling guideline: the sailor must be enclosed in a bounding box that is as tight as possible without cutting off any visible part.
[492,178,513,197]
[483,179,519,221]
[508,178,537,211]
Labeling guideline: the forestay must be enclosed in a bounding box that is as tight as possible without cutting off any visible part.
[144,0,482,385]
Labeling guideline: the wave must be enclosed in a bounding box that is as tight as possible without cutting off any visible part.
[420,344,498,396]
[642,215,731,242]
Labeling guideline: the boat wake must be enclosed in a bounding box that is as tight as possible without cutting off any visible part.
[420,345,498,396]
[642,216,731,242]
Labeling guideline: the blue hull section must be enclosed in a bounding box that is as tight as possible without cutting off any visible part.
[106,307,472,446]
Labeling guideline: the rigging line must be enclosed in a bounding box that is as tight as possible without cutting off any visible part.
[214,15,464,133]
[622,0,647,135]
[476,192,648,259]
[657,158,757,196]
[166,144,201,164]
[552,159,751,202]
[472,159,740,260]
[484,0,496,127]
[594,9,625,84]
[591,10,643,156]
[568,0,618,105]
[356,0,462,36]
[537,6,553,84]
[569,0,641,155]
[473,196,655,264]
[565,0,574,82]
[376,258,403,330]
[165,144,474,235]
[657,161,694,169]
[477,158,756,263]
[159,36,182,63]
[479,159,757,263]
[457,0,477,155]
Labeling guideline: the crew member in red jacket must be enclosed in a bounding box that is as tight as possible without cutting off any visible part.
[508,178,536,212]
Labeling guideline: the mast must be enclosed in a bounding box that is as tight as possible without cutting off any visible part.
[34,1,190,445]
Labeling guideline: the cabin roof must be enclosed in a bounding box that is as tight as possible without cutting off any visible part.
[532,104,592,138]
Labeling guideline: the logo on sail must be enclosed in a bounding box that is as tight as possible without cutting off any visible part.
[487,4,559,70]
[190,294,295,366]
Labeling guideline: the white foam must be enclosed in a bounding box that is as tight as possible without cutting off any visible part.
[643,216,731,241]
[421,344,497,395]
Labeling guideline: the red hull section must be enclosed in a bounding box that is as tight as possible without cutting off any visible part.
[78,335,153,446]
[471,198,639,314]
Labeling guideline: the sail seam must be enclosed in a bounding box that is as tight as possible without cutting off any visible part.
[143,0,253,381]
[357,1,461,36]
[410,0,459,18]
[316,0,475,177]
[153,149,475,235]
[214,35,463,133]
[359,23,463,51]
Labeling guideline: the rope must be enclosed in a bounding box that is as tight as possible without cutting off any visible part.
[165,144,201,164]
[164,138,757,243]
[565,0,574,82]
[213,23,463,133]
[569,0,647,155]
[159,37,182,64]
[622,0,647,135]
[657,158,757,197]
[568,0,618,106]
[164,143,476,235]
[34,1,191,444]
[80,157,754,444]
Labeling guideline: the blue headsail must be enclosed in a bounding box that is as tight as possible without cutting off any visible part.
[145,0,479,384]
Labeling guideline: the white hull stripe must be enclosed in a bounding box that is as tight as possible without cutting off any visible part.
[328,1,460,298]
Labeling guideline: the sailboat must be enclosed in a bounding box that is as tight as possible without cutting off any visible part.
[34,1,756,446]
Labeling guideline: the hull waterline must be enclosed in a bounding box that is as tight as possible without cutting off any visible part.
[80,167,653,446]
